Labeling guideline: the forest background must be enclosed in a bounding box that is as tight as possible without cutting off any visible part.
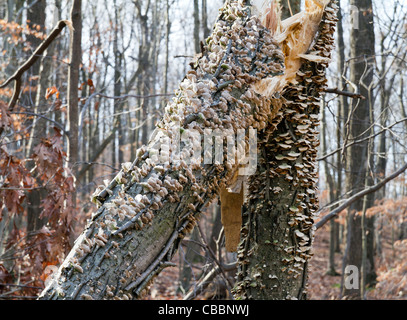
[0,0,407,300]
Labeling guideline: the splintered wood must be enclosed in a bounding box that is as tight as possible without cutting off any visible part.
[220,187,244,252]
[253,0,331,96]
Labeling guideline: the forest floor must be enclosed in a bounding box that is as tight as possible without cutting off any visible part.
[145,222,407,300]
[308,223,407,300]
[307,224,343,300]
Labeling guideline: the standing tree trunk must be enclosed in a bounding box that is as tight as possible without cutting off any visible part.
[233,1,338,299]
[113,0,124,165]
[134,2,152,147]
[66,0,82,247]
[25,0,47,107]
[25,0,48,236]
[193,0,201,54]
[24,0,47,158]
[321,99,339,276]
[67,0,82,176]
[163,0,171,97]
[201,0,211,39]
[399,77,407,240]
[38,0,337,300]
[341,0,376,300]
[334,0,347,254]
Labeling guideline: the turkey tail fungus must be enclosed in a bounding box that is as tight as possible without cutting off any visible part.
[38,0,338,300]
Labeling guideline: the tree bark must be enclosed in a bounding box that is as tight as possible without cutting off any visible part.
[24,0,46,107]
[113,0,124,165]
[163,0,171,96]
[201,0,211,39]
[334,0,347,254]
[21,0,47,156]
[66,0,82,247]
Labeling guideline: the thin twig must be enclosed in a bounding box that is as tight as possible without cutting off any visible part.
[0,295,38,300]
[0,172,57,191]
[11,111,67,135]
[196,223,234,290]
[213,39,233,78]
[0,283,43,290]
[183,265,221,300]
[95,93,175,101]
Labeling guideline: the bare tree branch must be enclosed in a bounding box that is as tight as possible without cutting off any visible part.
[77,121,119,180]
[0,20,71,136]
[316,162,407,230]
[11,111,67,135]
[324,87,366,100]
[317,117,407,161]
[95,93,175,101]
[0,20,70,105]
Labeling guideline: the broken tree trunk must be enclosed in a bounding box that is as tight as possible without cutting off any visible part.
[233,0,338,300]
[38,0,336,300]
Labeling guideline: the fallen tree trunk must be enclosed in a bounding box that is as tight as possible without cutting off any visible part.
[39,0,286,300]
[38,0,337,300]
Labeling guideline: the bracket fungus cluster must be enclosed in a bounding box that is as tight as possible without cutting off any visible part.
[39,0,338,300]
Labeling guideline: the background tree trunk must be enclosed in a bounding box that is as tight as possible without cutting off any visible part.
[67,0,82,174]
[25,0,48,236]
[341,0,376,300]
[334,0,347,254]
[193,0,201,54]
[66,0,82,246]
[321,99,339,276]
